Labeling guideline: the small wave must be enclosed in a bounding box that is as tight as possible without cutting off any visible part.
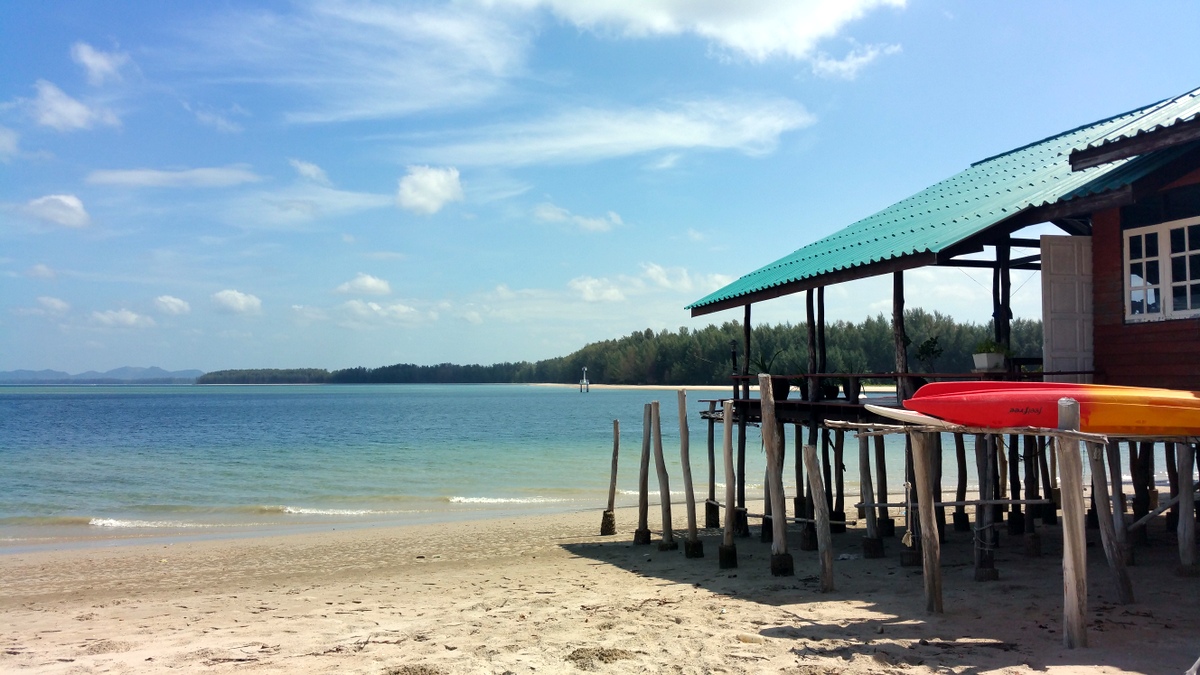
[279,506,376,516]
[89,518,211,529]
[0,515,95,527]
[447,496,570,504]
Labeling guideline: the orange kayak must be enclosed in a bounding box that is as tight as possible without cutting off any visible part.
[903,382,1200,435]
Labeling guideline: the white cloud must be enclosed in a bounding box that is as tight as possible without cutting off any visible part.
[212,289,262,314]
[230,184,392,228]
[0,126,18,161]
[178,3,528,123]
[397,166,464,214]
[641,262,732,293]
[24,194,90,228]
[336,273,391,295]
[93,308,155,327]
[291,304,329,322]
[71,42,131,85]
[155,295,191,315]
[811,43,901,80]
[29,80,119,131]
[290,159,331,185]
[533,202,622,232]
[38,296,70,314]
[87,165,262,188]
[568,276,626,302]
[484,0,905,62]
[417,98,815,167]
[686,228,706,242]
[342,299,420,321]
[28,264,56,279]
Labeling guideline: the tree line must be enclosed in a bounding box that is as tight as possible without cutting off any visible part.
[196,309,1041,386]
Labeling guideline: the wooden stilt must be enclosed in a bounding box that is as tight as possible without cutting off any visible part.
[601,419,619,536]
[831,429,846,533]
[794,423,805,518]
[803,443,834,591]
[1130,441,1153,545]
[759,375,793,576]
[974,434,999,581]
[1166,442,1180,532]
[901,435,921,567]
[1007,433,1024,534]
[1085,442,1135,604]
[1038,436,1058,525]
[678,390,702,558]
[651,401,677,551]
[910,431,943,613]
[634,403,652,545]
[720,401,738,569]
[1107,441,1132,564]
[1023,434,1040,556]
[1057,399,1088,649]
[933,433,946,542]
[954,433,971,531]
[859,434,883,558]
[1178,443,1196,571]
[705,400,720,528]
[761,465,773,543]
[875,435,894,536]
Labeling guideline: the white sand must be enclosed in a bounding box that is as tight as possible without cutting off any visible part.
[1,505,1196,674]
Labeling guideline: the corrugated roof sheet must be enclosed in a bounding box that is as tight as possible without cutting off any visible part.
[1077,87,1200,153]
[687,86,1200,313]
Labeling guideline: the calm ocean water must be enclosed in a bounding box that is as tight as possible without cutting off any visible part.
[0,384,910,550]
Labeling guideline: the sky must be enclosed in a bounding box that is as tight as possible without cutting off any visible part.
[4,1,1200,373]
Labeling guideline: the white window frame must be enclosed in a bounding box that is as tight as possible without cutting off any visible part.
[1123,215,1200,322]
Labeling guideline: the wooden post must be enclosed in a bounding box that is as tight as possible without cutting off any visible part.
[1179,443,1196,570]
[1106,441,1132,563]
[651,401,677,551]
[803,443,834,591]
[705,400,720,528]
[719,401,738,569]
[875,435,894,536]
[933,432,946,542]
[759,375,793,576]
[761,464,773,543]
[601,419,619,535]
[859,434,883,558]
[974,434,999,581]
[1038,436,1058,525]
[1057,398,1088,649]
[1085,442,1135,604]
[634,403,652,545]
[909,431,944,613]
[1166,442,1180,532]
[831,429,846,533]
[953,433,971,531]
[1023,434,1041,556]
[1007,433,1024,534]
[736,309,750,536]
[893,271,911,401]
[678,390,702,558]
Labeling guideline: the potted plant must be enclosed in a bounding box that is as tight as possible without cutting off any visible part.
[751,350,792,401]
[972,338,1008,371]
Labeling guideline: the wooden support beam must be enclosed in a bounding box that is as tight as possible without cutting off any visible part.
[893,271,911,401]
[974,434,999,581]
[759,375,793,576]
[803,443,835,592]
[651,401,677,551]
[719,401,738,569]
[678,390,703,558]
[1085,442,1135,604]
[1057,399,1088,649]
[875,435,895,536]
[1179,443,1197,570]
[910,431,944,613]
[859,435,883,558]
[601,419,619,536]
[635,403,652,545]
[705,400,720,528]
[954,433,971,531]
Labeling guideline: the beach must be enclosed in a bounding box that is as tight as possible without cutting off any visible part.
[3,505,1197,674]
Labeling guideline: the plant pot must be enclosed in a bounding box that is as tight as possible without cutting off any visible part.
[842,378,862,402]
[973,352,1006,371]
[770,376,791,400]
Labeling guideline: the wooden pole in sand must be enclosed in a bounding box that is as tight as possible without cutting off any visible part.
[719,401,738,569]
[973,434,999,581]
[1106,441,1131,563]
[1085,441,1134,604]
[953,433,971,531]
[634,403,652,545]
[601,419,619,535]
[909,431,943,613]
[705,400,720,528]
[875,435,895,536]
[1057,398,1088,649]
[651,401,677,551]
[1179,443,1196,570]
[678,390,703,558]
[859,434,883,558]
[759,375,793,576]
[803,443,834,591]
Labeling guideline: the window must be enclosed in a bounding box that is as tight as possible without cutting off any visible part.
[1124,216,1200,321]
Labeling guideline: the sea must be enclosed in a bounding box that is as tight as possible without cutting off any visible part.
[0,383,916,552]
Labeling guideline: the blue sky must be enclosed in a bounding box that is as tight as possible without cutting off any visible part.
[4,1,1200,373]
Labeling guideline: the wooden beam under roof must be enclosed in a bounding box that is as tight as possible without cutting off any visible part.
[1070,117,1200,171]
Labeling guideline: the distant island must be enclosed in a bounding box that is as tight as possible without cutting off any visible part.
[0,366,204,385]
[197,310,1042,386]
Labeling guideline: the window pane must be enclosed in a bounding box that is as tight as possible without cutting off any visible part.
[1131,289,1145,314]
[1146,260,1160,285]
[1171,227,1186,254]
[1190,224,1200,251]
[1191,253,1200,281]
[1193,283,1200,310]
[1146,232,1159,257]
[1173,256,1187,283]
[1131,262,1144,286]
[1175,285,1189,311]
[1147,288,1160,313]
[1131,234,1143,259]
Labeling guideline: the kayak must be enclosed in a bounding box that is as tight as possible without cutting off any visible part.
[902,382,1200,435]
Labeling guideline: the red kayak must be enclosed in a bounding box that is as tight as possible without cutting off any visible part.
[903,382,1200,435]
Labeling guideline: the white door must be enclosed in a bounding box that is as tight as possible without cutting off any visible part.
[1040,235,1093,383]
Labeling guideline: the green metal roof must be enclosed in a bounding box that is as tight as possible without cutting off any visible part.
[687,86,1200,315]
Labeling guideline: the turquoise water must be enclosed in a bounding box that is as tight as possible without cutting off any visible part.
[0,384,911,549]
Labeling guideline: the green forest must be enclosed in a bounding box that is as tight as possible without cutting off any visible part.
[197,309,1042,386]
